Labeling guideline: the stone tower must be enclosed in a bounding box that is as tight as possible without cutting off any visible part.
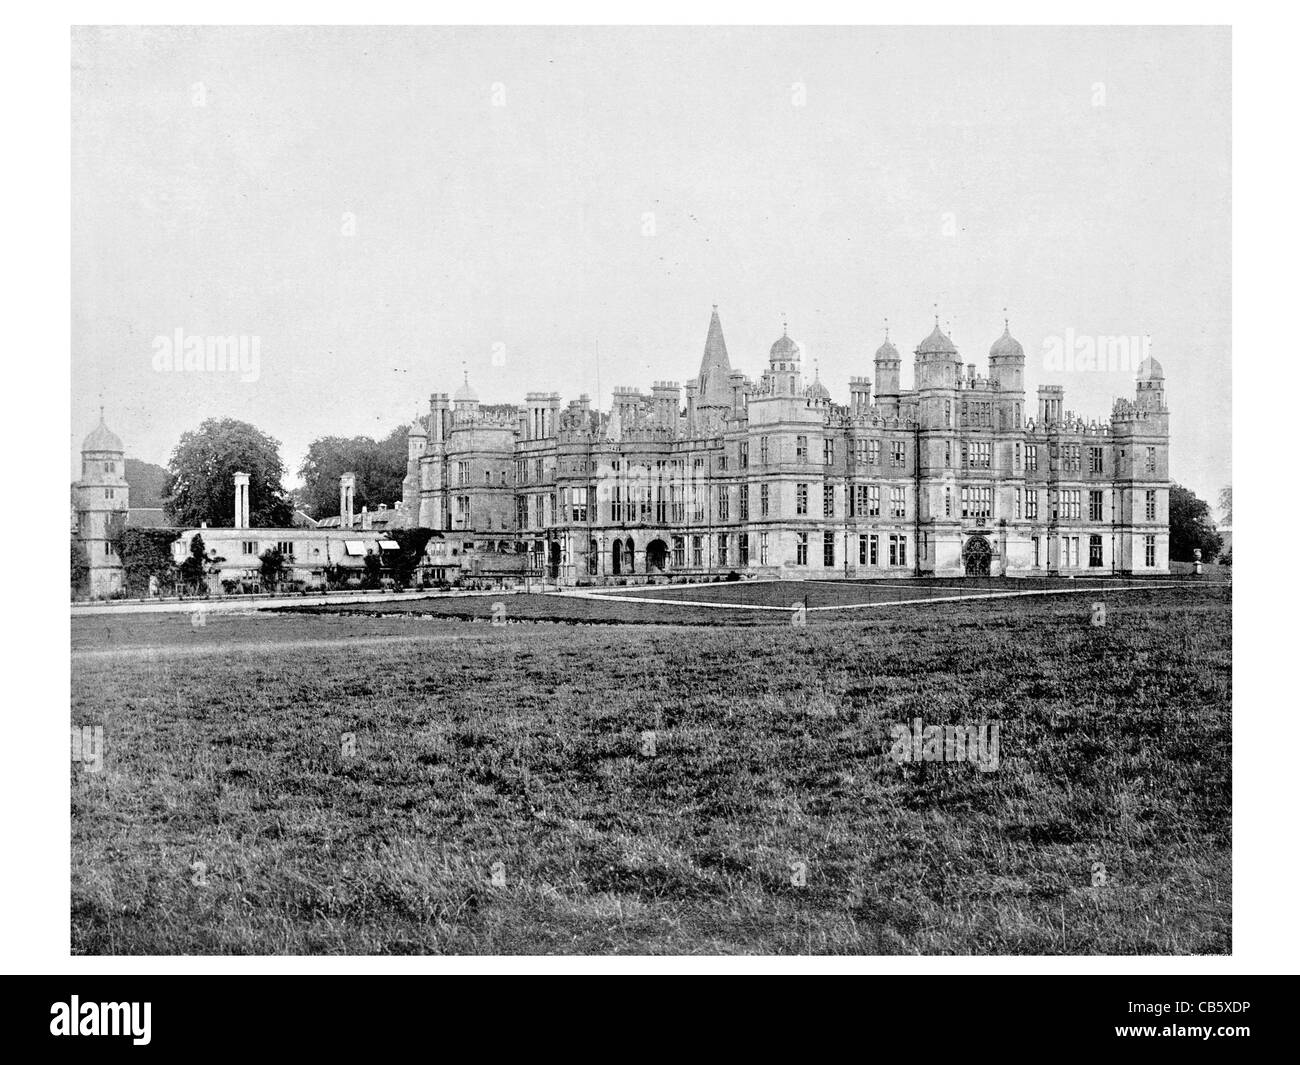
[764,323,804,397]
[987,317,1027,431]
[402,412,427,524]
[873,332,902,418]
[74,410,128,597]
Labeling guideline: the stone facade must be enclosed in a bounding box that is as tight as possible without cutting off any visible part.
[405,308,1171,583]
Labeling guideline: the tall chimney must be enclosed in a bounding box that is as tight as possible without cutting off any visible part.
[340,472,356,528]
[233,472,250,529]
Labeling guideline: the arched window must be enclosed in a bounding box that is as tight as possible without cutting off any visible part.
[623,537,635,573]
[588,539,598,576]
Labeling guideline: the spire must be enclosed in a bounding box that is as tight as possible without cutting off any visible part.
[806,358,831,401]
[697,305,733,407]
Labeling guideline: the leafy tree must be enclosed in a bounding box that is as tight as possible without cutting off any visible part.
[178,533,224,594]
[1169,484,1223,562]
[361,552,384,590]
[372,424,410,504]
[112,528,181,596]
[297,424,409,518]
[388,528,436,587]
[1218,485,1232,526]
[71,539,90,596]
[164,418,293,528]
[124,458,171,509]
[259,547,287,591]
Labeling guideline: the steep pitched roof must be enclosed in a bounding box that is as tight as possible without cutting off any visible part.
[696,306,733,407]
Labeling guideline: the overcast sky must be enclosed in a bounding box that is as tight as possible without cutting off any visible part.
[72,25,1230,504]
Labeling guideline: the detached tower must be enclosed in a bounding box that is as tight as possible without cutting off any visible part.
[74,410,128,597]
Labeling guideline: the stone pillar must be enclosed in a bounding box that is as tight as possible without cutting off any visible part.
[233,472,250,529]
[340,472,356,528]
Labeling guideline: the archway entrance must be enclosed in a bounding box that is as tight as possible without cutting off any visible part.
[611,538,622,576]
[963,535,992,577]
[646,538,669,572]
[548,541,561,579]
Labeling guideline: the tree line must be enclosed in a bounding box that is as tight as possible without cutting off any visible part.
[156,417,411,528]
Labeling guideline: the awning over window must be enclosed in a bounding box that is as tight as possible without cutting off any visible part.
[378,539,400,550]
[343,540,366,556]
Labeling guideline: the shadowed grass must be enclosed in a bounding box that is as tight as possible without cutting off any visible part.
[71,585,1230,954]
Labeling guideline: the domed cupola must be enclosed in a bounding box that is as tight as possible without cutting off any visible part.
[82,409,124,454]
[916,321,957,356]
[874,320,901,367]
[769,324,802,367]
[1134,348,1165,411]
[765,321,806,395]
[986,316,1027,393]
[1136,355,1164,381]
[912,316,961,391]
[454,372,479,406]
[989,323,1024,360]
[873,320,903,402]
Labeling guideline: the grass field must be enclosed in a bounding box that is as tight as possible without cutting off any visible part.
[70,582,1231,954]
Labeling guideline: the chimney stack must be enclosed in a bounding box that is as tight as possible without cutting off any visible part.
[233,472,250,529]
[340,472,356,528]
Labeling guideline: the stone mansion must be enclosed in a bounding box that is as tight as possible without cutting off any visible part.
[401,307,1171,582]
